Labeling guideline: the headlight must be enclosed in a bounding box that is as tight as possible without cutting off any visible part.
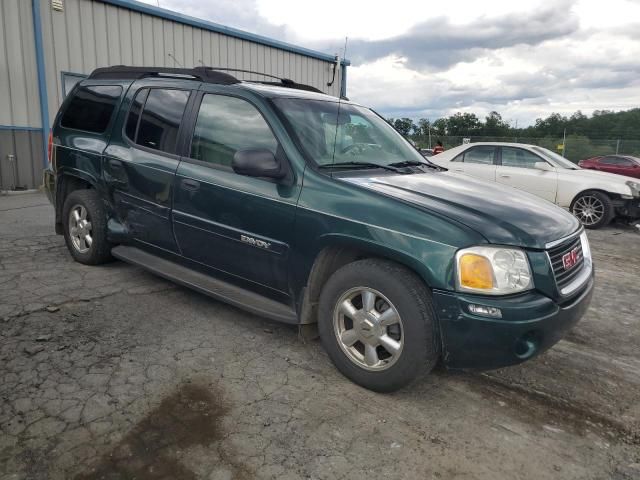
[455,246,534,295]
[626,180,640,197]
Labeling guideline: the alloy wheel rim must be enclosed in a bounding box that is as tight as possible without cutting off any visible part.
[333,287,404,371]
[573,195,605,226]
[68,205,93,253]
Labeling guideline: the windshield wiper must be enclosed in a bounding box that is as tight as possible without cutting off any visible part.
[389,160,444,171]
[319,161,404,173]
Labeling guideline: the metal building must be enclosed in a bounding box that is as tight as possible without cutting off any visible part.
[0,0,348,191]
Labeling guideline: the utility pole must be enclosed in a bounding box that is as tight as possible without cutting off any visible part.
[616,139,620,154]
[428,125,432,149]
[562,128,566,158]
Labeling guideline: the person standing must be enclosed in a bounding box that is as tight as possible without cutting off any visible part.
[433,140,445,155]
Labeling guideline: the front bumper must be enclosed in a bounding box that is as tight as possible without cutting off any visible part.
[618,197,640,219]
[433,276,594,370]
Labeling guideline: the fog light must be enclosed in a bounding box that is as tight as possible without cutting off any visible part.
[468,304,502,318]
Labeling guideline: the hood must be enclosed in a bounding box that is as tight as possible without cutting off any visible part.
[342,171,580,249]
[565,168,639,192]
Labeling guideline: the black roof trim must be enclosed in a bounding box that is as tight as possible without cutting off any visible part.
[87,66,240,84]
[252,80,324,94]
[87,65,326,94]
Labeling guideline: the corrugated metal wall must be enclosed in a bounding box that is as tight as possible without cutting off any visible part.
[0,0,41,128]
[39,0,343,125]
[0,130,43,191]
[0,0,343,189]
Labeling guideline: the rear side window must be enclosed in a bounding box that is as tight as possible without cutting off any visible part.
[601,156,634,166]
[125,89,148,141]
[60,85,122,133]
[463,146,496,165]
[126,88,190,155]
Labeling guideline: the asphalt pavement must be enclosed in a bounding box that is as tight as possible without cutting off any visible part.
[1,193,639,480]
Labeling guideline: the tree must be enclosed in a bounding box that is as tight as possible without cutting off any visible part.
[483,111,509,136]
[392,118,416,137]
[431,118,448,136]
[446,112,482,136]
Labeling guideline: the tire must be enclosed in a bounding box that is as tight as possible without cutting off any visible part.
[318,259,438,392]
[62,189,113,265]
[570,190,614,229]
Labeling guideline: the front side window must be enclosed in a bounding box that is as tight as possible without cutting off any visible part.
[501,147,542,169]
[190,94,278,167]
[60,85,122,133]
[272,98,427,167]
[129,88,190,154]
[463,146,496,165]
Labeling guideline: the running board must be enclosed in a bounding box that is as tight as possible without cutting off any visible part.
[111,245,297,324]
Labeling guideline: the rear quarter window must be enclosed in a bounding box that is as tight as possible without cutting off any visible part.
[60,85,123,133]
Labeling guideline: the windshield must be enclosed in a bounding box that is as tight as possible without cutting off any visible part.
[273,98,429,167]
[531,146,580,169]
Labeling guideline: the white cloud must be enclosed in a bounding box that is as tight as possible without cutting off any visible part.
[141,0,640,125]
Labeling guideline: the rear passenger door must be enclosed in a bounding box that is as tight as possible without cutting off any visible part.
[104,82,194,252]
[173,90,301,298]
[449,145,498,182]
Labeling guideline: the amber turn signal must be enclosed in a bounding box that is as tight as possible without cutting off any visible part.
[459,253,494,290]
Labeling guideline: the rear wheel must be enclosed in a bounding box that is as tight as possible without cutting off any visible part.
[62,189,112,265]
[318,259,438,392]
[571,191,614,229]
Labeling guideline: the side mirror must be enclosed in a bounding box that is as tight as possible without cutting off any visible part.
[232,149,285,179]
[534,162,553,172]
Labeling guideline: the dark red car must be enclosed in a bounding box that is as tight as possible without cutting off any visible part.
[578,155,640,178]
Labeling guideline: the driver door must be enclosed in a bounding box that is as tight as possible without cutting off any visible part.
[496,146,558,203]
[172,91,301,296]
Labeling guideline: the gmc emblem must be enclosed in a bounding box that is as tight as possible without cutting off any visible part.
[562,248,579,270]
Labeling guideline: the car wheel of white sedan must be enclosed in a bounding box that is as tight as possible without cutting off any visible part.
[571,191,614,229]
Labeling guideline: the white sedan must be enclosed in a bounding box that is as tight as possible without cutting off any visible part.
[430,142,640,229]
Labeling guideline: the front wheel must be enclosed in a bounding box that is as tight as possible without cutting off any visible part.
[318,259,438,392]
[571,191,614,229]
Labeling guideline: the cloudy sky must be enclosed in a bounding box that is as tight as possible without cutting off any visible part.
[140,0,640,126]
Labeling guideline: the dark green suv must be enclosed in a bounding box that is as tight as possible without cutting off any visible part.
[44,66,594,391]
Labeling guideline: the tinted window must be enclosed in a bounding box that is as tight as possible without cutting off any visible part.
[125,88,148,141]
[190,94,278,167]
[501,147,542,169]
[60,85,122,133]
[601,156,634,166]
[463,146,495,165]
[136,89,190,154]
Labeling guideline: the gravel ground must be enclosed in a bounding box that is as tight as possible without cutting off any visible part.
[1,193,639,480]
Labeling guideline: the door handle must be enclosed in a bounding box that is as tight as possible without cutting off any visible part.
[454,168,464,172]
[108,159,124,169]
[499,174,511,178]
[180,179,200,192]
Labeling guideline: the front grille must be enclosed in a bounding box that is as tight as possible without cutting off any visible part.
[548,235,585,291]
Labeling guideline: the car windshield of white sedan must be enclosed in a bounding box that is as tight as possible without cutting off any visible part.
[531,146,580,169]
[273,98,429,167]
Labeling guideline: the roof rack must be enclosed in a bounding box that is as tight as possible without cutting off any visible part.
[87,65,325,93]
[204,67,323,94]
[88,66,240,84]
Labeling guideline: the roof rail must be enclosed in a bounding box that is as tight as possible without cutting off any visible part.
[201,67,324,94]
[87,65,326,94]
[87,66,240,85]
